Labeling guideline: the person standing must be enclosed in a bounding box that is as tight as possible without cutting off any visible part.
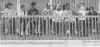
[27,2,39,15]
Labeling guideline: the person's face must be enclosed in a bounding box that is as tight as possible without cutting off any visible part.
[7,5,13,9]
[65,6,70,10]
[80,6,85,10]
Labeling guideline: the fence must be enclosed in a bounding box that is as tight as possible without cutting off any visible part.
[0,15,100,40]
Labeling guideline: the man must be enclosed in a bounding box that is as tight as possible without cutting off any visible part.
[27,2,39,15]
[87,7,98,15]
[1,3,17,16]
[1,3,17,35]
[41,3,54,15]
[87,7,98,34]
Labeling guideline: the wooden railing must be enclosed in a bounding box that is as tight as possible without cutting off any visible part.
[0,15,100,40]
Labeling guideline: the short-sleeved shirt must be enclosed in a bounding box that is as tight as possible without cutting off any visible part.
[28,8,39,15]
[1,8,17,16]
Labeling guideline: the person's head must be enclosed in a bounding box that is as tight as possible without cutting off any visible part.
[21,5,25,8]
[31,2,36,7]
[46,3,51,9]
[20,5,25,11]
[5,3,13,9]
[63,3,70,10]
[87,7,95,12]
[78,2,86,10]
[80,6,86,10]
[89,7,94,10]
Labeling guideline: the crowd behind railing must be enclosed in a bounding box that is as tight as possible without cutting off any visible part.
[0,1,100,16]
[0,1,100,39]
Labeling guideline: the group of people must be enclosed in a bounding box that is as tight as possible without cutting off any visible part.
[0,1,99,16]
[1,1,99,37]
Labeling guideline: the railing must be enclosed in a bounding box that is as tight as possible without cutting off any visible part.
[0,15,100,40]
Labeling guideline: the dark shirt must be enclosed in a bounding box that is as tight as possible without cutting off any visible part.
[87,11,98,15]
[28,8,39,15]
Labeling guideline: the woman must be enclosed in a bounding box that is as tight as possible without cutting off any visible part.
[77,4,89,37]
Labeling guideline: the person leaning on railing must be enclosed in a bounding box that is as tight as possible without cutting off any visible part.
[76,5,89,37]
[1,3,17,16]
[0,3,18,35]
[87,7,98,15]
[86,6,98,34]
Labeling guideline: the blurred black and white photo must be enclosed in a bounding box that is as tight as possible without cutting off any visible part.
[0,0,100,40]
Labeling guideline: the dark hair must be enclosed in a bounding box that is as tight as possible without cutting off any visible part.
[86,6,94,11]
[63,3,70,10]
[89,7,94,10]
[31,2,36,6]
[5,3,13,8]
[21,5,25,8]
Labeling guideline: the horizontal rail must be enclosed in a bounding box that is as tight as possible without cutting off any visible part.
[1,15,100,18]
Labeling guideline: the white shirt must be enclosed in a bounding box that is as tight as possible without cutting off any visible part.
[52,10,64,22]
[1,8,17,16]
[78,7,88,20]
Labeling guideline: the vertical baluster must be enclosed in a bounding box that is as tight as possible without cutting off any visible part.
[15,17,18,36]
[76,17,78,38]
[20,17,23,36]
[3,17,6,34]
[57,22,59,38]
[71,21,73,39]
[21,17,24,36]
[51,19,53,35]
[70,20,73,39]
[81,20,83,38]
[72,21,74,38]
[94,17,97,40]
[4,17,7,34]
[43,17,45,36]
[9,17,12,35]
[19,17,22,37]
[44,17,46,37]
[78,18,81,38]
[69,19,70,39]
[74,17,77,38]
[46,17,48,36]
[25,17,29,36]
[55,22,58,39]
[64,18,66,37]
[97,17,99,36]
[31,17,33,35]
[24,17,26,36]
[86,17,88,37]
[41,17,43,37]
[90,17,92,37]
[85,17,87,39]
[54,22,57,37]
[38,17,40,37]
[92,17,94,37]
[95,17,98,40]
[51,18,53,38]
[62,20,64,39]
[13,17,16,35]
[58,21,60,37]
[35,17,38,37]
[83,19,86,38]
[95,17,97,34]
[28,17,30,36]
[48,17,50,38]
[11,17,13,35]
[88,17,91,37]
